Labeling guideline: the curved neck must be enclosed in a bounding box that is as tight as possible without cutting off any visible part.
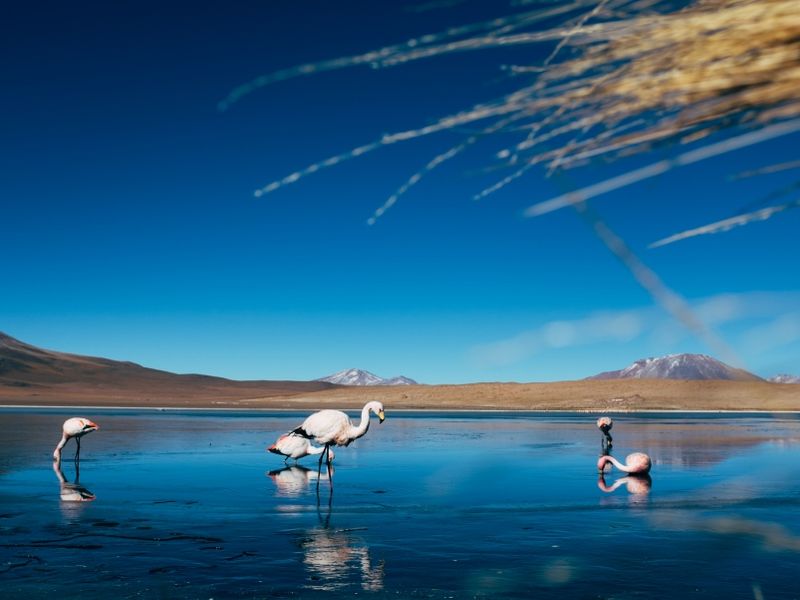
[599,455,631,473]
[347,404,373,440]
[54,433,68,458]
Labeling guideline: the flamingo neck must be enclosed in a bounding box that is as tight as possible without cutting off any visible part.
[54,433,68,459]
[307,444,326,455]
[599,455,631,473]
[347,404,373,440]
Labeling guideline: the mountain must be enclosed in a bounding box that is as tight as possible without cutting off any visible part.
[0,332,336,404]
[769,374,800,384]
[317,368,418,386]
[588,353,763,381]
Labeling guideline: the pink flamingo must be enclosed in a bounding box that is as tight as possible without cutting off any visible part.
[597,452,651,474]
[268,433,335,464]
[53,417,99,461]
[596,416,613,446]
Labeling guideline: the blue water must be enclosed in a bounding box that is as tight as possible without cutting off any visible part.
[2,409,800,598]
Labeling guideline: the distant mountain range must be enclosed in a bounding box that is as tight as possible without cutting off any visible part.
[769,374,800,384]
[588,353,764,381]
[0,332,335,404]
[316,368,418,386]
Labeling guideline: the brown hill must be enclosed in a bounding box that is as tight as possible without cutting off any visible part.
[0,332,336,406]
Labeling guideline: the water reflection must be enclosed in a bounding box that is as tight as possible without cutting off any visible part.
[597,473,652,496]
[267,465,333,498]
[300,508,384,592]
[52,460,95,502]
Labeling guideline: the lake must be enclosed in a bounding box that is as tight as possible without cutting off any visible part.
[2,409,800,598]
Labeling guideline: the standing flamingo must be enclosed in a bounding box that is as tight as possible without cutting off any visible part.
[268,433,335,463]
[596,416,613,448]
[292,401,385,471]
[53,417,99,461]
[597,452,651,474]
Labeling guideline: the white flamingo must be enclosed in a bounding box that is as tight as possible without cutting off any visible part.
[268,433,335,463]
[53,417,99,461]
[292,401,385,469]
[597,452,651,474]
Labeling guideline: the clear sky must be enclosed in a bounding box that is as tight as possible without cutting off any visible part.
[3,0,798,383]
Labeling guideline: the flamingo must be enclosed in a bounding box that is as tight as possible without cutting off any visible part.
[596,416,613,447]
[268,433,335,464]
[53,417,99,461]
[292,401,385,470]
[597,452,651,474]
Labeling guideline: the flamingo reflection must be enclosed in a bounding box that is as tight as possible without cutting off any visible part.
[267,465,334,498]
[597,473,652,496]
[52,460,95,502]
[300,507,384,592]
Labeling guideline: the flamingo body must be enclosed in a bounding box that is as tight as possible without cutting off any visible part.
[596,416,613,441]
[53,417,99,460]
[597,452,651,474]
[293,401,385,448]
[268,433,334,462]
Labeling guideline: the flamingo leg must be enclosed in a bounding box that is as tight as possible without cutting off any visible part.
[74,437,81,462]
[326,446,333,487]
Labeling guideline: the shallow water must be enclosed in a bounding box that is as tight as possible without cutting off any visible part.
[2,409,800,598]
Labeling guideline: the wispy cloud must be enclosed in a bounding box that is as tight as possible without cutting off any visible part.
[470,291,800,369]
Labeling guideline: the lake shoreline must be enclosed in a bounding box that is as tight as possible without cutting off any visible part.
[2,379,799,411]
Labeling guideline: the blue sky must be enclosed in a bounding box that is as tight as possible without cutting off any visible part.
[3,0,798,383]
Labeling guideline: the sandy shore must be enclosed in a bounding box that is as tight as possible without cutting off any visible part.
[1,379,798,411]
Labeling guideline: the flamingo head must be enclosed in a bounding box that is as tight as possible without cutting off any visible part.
[367,401,385,423]
[83,419,99,432]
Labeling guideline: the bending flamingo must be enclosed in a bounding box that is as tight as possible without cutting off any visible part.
[292,401,385,470]
[596,416,613,447]
[597,452,651,475]
[268,433,335,464]
[53,417,99,461]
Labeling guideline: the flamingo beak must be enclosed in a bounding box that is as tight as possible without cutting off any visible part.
[267,445,280,454]
[378,410,385,423]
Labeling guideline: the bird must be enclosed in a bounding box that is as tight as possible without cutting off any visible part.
[53,417,99,461]
[268,433,335,464]
[597,452,651,475]
[292,401,385,469]
[596,416,613,447]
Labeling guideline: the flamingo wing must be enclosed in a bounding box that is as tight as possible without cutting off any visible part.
[293,410,350,445]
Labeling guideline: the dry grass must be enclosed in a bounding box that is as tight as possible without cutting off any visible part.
[230,0,800,231]
[5,379,798,412]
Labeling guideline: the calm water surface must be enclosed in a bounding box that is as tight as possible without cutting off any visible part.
[2,409,800,599]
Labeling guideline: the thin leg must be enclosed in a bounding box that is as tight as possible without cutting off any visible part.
[74,437,81,462]
[317,449,324,492]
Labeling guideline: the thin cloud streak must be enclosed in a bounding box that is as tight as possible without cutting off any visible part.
[471,292,800,369]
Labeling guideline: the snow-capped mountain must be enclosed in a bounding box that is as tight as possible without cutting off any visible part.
[588,353,762,381]
[769,374,800,384]
[316,368,418,386]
